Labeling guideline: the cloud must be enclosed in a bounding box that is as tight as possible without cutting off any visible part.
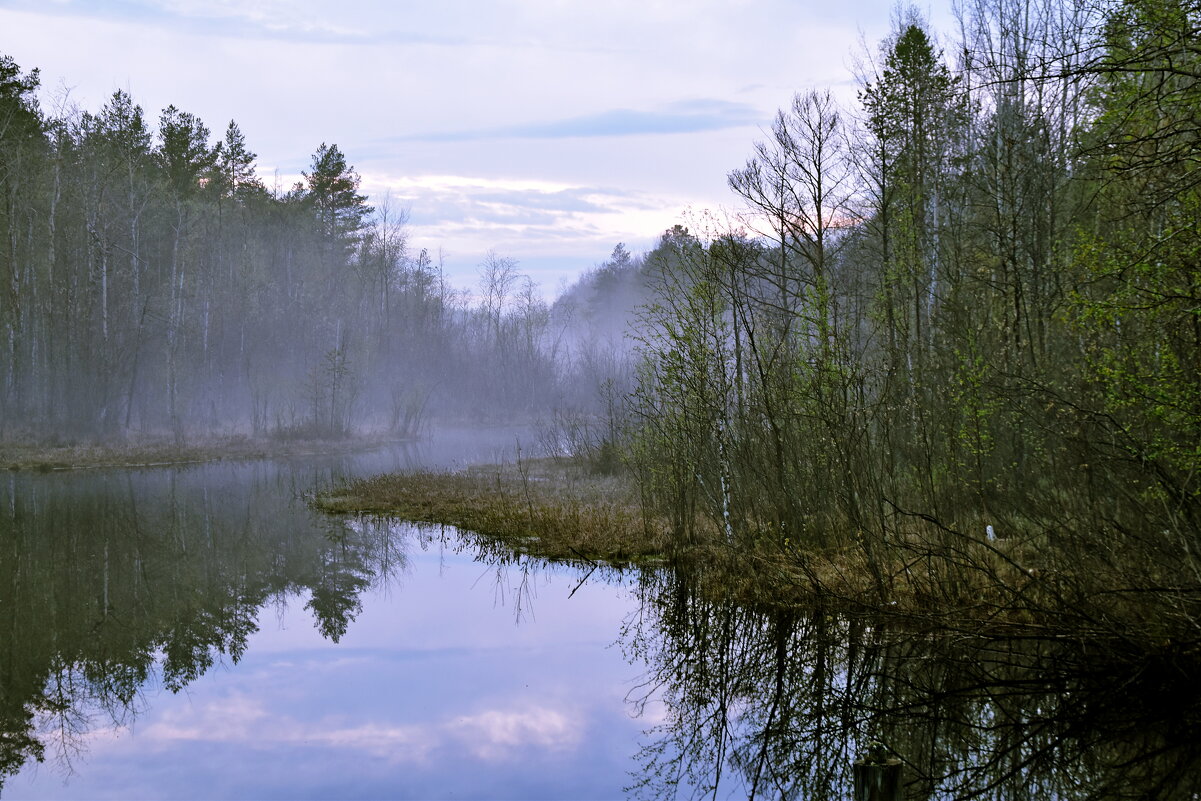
[364,174,659,230]
[342,171,688,297]
[0,0,472,45]
[446,708,579,762]
[396,99,761,143]
[356,173,683,275]
[127,694,580,766]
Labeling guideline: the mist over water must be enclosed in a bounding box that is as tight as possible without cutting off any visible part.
[4,0,1201,795]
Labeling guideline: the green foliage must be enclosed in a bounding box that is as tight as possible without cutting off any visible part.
[623,1,1201,636]
[0,53,42,142]
[156,105,216,197]
[861,23,959,176]
[304,142,371,245]
[211,120,260,199]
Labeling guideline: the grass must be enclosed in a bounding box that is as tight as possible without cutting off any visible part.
[1,432,408,472]
[312,458,997,610]
[314,457,1201,643]
[315,457,671,566]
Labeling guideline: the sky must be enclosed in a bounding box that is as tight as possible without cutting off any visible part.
[0,0,955,297]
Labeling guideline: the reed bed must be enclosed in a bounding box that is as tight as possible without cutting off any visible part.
[315,459,1201,643]
[315,458,671,565]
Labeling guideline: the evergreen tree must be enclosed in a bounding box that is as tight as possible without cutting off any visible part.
[304,142,371,246]
[156,106,216,199]
[211,120,260,200]
[860,22,960,377]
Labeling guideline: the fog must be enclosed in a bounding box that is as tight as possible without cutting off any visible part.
[0,67,650,447]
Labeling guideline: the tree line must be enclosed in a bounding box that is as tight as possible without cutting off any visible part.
[622,0,1201,631]
[0,61,569,443]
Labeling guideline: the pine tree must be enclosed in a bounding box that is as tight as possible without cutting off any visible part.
[156,105,215,198]
[304,142,370,246]
[211,120,260,200]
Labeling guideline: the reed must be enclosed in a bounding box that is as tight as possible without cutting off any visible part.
[315,458,671,565]
[316,459,1201,643]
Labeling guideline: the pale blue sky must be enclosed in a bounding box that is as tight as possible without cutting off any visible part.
[0,0,955,296]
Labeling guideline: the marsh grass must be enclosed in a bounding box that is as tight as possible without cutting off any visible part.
[314,459,1109,633]
[315,458,672,565]
[1,433,405,472]
[314,459,1201,643]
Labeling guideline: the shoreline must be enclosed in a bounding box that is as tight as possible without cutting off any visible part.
[313,458,1201,649]
[1,433,418,473]
[315,457,669,566]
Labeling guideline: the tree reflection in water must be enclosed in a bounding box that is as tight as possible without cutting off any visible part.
[0,465,407,784]
[7,461,1201,799]
[624,568,1201,800]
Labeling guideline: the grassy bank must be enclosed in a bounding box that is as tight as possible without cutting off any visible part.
[1,433,408,472]
[310,457,1028,614]
[315,458,670,565]
[311,459,995,612]
[314,458,1201,644]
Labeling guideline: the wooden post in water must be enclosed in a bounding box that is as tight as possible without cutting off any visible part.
[853,742,902,801]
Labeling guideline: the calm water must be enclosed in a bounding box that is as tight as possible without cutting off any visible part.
[1,429,644,799]
[3,429,1200,799]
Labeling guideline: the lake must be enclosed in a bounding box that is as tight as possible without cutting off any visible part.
[1,429,646,799]
[3,428,1200,799]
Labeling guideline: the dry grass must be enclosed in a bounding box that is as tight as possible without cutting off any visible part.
[315,460,1023,617]
[313,461,1058,618]
[315,458,672,565]
[1,433,406,472]
[314,459,1201,640]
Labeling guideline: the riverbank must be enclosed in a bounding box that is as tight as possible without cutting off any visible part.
[313,458,1201,644]
[310,459,974,612]
[1,433,412,472]
[315,457,670,565]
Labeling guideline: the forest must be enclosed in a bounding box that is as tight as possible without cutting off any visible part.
[2,0,1199,633]
[614,0,1201,638]
[0,61,594,444]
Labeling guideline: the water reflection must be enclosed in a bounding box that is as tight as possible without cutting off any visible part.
[2,429,644,799]
[8,436,1200,798]
[0,459,408,781]
[626,568,1201,800]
